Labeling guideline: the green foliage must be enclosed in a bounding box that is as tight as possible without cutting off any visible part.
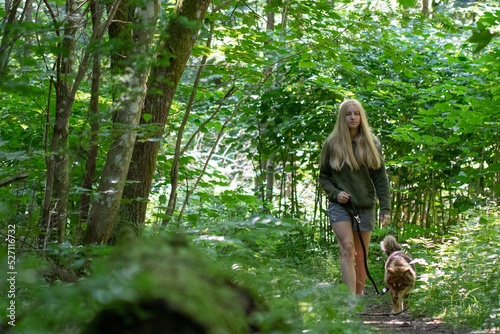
[4,207,500,333]
[192,215,368,333]
[2,0,499,240]
[7,235,259,333]
[1,0,500,331]
[467,9,500,52]
[410,211,500,330]
[3,224,365,334]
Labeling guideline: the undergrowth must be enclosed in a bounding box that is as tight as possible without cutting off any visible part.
[409,210,500,332]
[1,209,498,333]
[193,216,366,333]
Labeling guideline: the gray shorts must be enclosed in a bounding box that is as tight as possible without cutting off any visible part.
[327,202,376,232]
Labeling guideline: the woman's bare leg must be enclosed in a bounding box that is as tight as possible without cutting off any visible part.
[332,221,356,295]
[353,230,372,295]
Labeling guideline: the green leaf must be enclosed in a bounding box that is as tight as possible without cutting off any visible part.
[397,0,417,7]
[142,113,153,122]
[467,29,495,53]
[0,201,15,220]
[298,60,317,69]
[341,61,354,70]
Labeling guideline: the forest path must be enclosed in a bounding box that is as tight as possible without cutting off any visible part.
[359,288,468,334]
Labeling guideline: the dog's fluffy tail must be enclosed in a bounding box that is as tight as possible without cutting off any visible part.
[381,235,402,256]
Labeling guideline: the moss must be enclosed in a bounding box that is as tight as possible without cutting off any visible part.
[14,234,262,334]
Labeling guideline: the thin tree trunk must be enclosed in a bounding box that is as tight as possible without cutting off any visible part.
[176,108,237,223]
[170,87,235,221]
[262,0,276,211]
[83,0,161,245]
[0,0,22,76]
[161,20,215,226]
[23,0,33,60]
[176,73,272,222]
[41,0,82,245]
[419,194,425,227]
[422,0,429,16]
[477,146,485,195]
[407,191,412,226]
[426,193,431,229]
[40,79,53,249]
[291,154,297,217]
[39,0,120,247]
[108,0,132,101]
[264,0,276,205]
[266,154,276,204]
[117,0,211,232]
[411,195,419,226]
[279,149,286,215]
[78,0,102,241]
[255,119,266,207]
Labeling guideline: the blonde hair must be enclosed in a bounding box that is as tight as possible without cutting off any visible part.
[320,99,381,171]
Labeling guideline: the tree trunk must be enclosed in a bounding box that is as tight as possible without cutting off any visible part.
[117,0,211,233]
[78,1,102,241]
[176,74,271,222]
[162,27,214,226]
[0,0,21,76]
[266,154,276,203]
[176,102,239,223]
[83,0,161,245]
[263,1,276,206]
[23,0,33,60]
[108,0,133,101]
[422,0,429,16]
[40,0,82,246]
[38,0,120,247]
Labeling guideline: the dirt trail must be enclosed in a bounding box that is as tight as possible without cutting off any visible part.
[359,288,467,334]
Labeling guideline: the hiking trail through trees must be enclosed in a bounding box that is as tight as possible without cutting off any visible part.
[360,287,474,334]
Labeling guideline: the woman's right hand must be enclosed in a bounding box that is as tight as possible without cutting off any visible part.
[336,191,351,204]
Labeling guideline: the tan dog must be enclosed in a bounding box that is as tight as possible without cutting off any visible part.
[381,235,416,313]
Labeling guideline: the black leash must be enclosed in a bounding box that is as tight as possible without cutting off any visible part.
[340,198,388,296]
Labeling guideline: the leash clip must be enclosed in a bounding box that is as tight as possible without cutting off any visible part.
[353,215,362,226]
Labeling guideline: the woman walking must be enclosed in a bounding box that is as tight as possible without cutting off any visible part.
[319,99,391,296]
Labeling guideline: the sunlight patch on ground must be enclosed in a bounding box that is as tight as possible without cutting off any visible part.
[470,329,499,334]
[362,319,410,325]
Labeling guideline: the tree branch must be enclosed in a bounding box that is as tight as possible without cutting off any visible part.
[0,174,29,188]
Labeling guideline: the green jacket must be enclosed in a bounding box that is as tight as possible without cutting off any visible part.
[319,140,391,215]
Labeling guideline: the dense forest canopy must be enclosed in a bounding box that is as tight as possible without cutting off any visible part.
[0,0,499,332]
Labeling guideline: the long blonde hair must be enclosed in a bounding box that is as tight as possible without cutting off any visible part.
[320,99,381,171]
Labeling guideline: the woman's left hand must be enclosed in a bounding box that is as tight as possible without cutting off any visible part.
[380,214,391,227]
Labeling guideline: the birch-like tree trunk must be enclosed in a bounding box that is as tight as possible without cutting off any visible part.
[83,0,161,245]
[116,0,211,234]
